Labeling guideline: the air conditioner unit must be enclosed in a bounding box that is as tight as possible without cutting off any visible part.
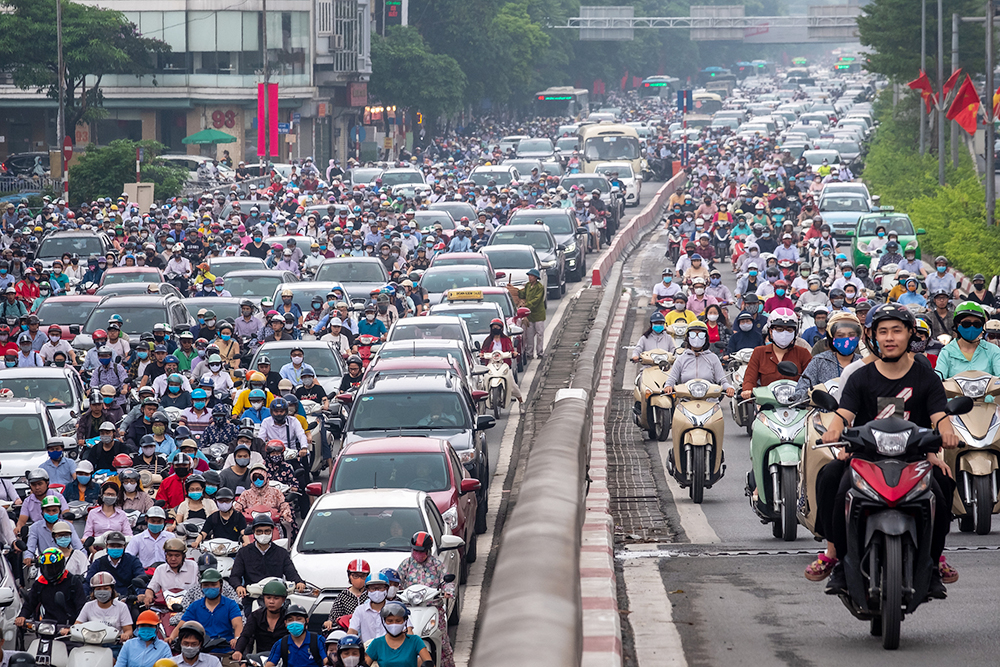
[330,34,344,50]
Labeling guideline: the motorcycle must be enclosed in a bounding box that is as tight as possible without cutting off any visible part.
[397,578,457,667]
[65,621,120,667]
[668,321,689,351]
[355,333,381,368]
[875,263,900,296]
[747,361,808,541]
[664,379,726,503]
[810,390,972,650]
[632,349,674,441]
[667,225,683,263]
[797,379,842,537]
[483,351,514,419]
[726,348,756,436]
[942,371,1000,534]
[198,537,241,577]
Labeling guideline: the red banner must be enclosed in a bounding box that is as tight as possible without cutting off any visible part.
[267,83,279,156]
[257,83,266,157]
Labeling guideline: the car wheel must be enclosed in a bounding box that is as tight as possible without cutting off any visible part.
[475,490,488,534]
[560,270,567,295]
[465,531,478,563]
[448,586,462,626]
[459,551,469,584]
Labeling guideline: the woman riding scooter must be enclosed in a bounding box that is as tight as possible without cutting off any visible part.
[662,321,734,397]
[631,312,676,362]
[479,318,523,404]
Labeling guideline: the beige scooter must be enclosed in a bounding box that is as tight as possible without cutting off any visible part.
[798,379,842,537]
[665,380,725,503]
[632,349,674,441]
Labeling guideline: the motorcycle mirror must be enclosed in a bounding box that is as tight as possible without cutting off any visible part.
[83,536,95,549]
[443,573,456,583]
[132,576,147,591]
[13,540,26,552]
[945,395,974,417]
[810,389,839,412]
[776,361,799,377]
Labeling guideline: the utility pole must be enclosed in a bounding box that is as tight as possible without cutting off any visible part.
[987,0,995,226]
[56,0,65,175]
[262,0,269,165]
[938,0,946,185]
[952,13,960,168]
[920,0,927,156]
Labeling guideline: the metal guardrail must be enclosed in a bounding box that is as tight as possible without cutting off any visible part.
[180,174,273,197]
[0,176,62,194]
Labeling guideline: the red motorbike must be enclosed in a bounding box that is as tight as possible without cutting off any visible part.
[356,334,381,368]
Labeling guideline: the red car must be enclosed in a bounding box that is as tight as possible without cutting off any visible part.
[318,437,481,569]
[32,295,102,339]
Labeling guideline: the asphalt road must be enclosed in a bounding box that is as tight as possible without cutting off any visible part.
[615,225,1000,664]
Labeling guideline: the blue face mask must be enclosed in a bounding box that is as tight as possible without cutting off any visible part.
[205,485,217,495]
[43,512,59,524]
[103,396,114,405]
[137,351,148,360]
[662,277,671,284]
[775,289,786,297]
[107,547,124,559]
[3,362,13,368]
[831,336,860,356]
[148,523,164,534]
[937,265,946,273]
[193,401,206,410]
[77,475,91,485]
[202,586,221,600]
[877,231,885,238]
[188,491,203,501]
[55,536,72,548]
[48,450,62,461]
[710,278,721,286]
[843,271,852,279]
[253,478,266,488]
[749,270,758,277]
[822,249,831,257]
[99,357,111,366]
[220,334,231,341]
[958,323,983,342]
[652,324,665,334]
[287,622,305,637]
[136,627,157,642]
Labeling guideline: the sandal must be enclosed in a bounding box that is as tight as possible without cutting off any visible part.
[804,553,838,581]
[939,556,959,584]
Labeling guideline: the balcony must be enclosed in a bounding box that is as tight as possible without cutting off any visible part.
[315,0,371,82]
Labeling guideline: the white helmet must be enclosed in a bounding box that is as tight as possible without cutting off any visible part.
[766,307,798,333]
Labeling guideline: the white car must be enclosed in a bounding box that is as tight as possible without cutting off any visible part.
[479,245,546,288]
[287,488,465,623]
[593,161,641,207]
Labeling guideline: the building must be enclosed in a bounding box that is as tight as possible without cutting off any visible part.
[0,0,371,167]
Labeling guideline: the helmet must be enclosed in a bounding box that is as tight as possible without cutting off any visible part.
[200,568,223,583]
[38,547,66,582]
[379,601,410,620]
[164,538,187,553]
[953,301,987,325]
[251,513,275,528]
[172,453,194,471]
[934,255,948,265]
[870,303,916,330]
[248,388,266,400]
[410,531,434,552]
[262,579,289,597]
[151,411,169,425]
[90,571,116,588]
[26,468,49,483]
[285,604,308,618]
[687,320,708,335]
[265,439,285,456]
[178,620,206,644]
[916,318,933,337]
[137,610,161,626]
[346,354,363,367]
[112,453,133,469]
[348,558,371,574]
[338,635,364,650]
[380,567,401,584]
[185,473,206,489]
[269,397,287,413]
[649,311,665,324]
[212,403,229,417]
[766,307,798,332]
[827,312,862,338]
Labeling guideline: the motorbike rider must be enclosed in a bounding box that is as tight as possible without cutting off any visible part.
[76,571,134,640]
[16,468,65,533]
[156,452,196,507]
[926,255,958,298]
[193,486,247,548]
[117,609,172,666]
[174,619,223,667]
[800,306,829,347]
[16,547,86,631]
[650,268,681,306]
[174,568,243,648]
[740,308,812,400]
[665,292,698,327]
[631,311,676,363]
[396,531,454,667]
[323,559,371,631]
[329,634,366,667]
[927,289,955,339]
[125,505,173,567]
[347,573,393,642]
[818,304,961,595]
[793,313,863,406]
[66,459,99,504]
[230,514,306,598]
[662,321,734,397]
[259,396,309,452]
[142,537,199,607]
[935,301,1000,377]
[232,577,289,661]
[339,355,365,392]
[966,273,996,308]
[897,276,927,307]
[175,473,218,523]
[25,495,84,565]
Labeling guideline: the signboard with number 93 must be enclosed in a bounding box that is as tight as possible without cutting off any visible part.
[212,110,237,129]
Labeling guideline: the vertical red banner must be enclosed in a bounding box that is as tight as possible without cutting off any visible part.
[257,83,266,157]
[268,83,279,156]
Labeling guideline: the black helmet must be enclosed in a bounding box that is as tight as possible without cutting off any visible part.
[346,354,363,367]
[252,513,275,528]
[184,473,206,489]
[649,312,665,324]
[870,303,916,330]
[203,469,222,487]
[151,411,169,425]
[410,531,434,552]
[197,553,218,573]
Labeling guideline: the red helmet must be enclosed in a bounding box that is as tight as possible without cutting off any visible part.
[347,559,371,575]
[774,280,789,289]
[411,531,434,552]
[490,318,503,327]
[112,453,133,469]
[265,439,285,455]
[92,328,108,341]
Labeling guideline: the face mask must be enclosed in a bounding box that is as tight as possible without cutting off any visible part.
[775,288,786,297]
[822,249,831,257]
[877,231,885,238]
[694,287,705,296]
[284,621,305,637]
[181,646,200,660]
[253,477,266,488]
[771,330,795,349]
[100,433,113,444]
[385,623,406,637]
[152,423,166,435]
[843,271,852,279]
[749,270,758,277]
[674,303,686,312]
[107,547,124,559]
[739,321,753,332]
[652,324,665,334]
[255,532,271,545]
[202,586,221,599]
[688,332,707,347]
[205,319,216,327]
[291,355,303,366]
[48,449,62,461]
[77,475,91,485]
[910,339,929,353]
[137,351,148,360]
[136,626,157,642]
[218,501,233,512]
[958,323,983,342]
[236,457,250,467]
[831,336,860,356]
[209,363,222,372]
[188,491,203,501]
[103,494,117,506]
[49,335,60,343]
[43,511,59,524]
[710,278,720,286]
[662,276,672,284]
[55,535,72,548]
[368,589,387,603]
[193,401,206,410]
[975,283,985,290]
[122,482,137,493]
[141,445,156,457]
[342,655,361,667]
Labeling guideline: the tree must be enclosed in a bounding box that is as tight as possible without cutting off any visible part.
[370,26,466,120]
[486,3,550,104]
[68,140,187,206]
[0,0,169,142]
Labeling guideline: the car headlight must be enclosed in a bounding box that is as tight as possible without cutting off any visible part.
[57,422,76,436]
[563,241,576,254]
[442,506,458,532]
[540,259,556,269]
[871,428,911,456]
[459,449,476,464]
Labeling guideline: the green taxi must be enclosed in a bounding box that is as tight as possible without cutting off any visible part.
[847,208,925,268]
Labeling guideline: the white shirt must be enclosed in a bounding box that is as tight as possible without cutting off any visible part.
[125,529,177,567]
[147,559,199,596]
[77,598,133,629]
[39,339,72,362]
[348,600,387,642]
[152,374,192,398]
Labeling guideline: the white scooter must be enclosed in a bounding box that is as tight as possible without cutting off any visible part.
[483,351,514,419]
[66,621,120,667]
[397,578,455,667]
[198,537,241,577]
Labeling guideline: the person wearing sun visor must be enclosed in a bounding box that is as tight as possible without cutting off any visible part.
[934,301,1000,377]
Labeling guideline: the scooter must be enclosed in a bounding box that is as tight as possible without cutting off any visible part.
[23,619,70,667]
[726,348,755,436]
[797,379,842,537]
[810,390,971,650]
[632,349,674,441]
[483,351,514,419]
[356,334,380,368]
[747,362,808,541]
[664,379,725,503]
[198,537,241,577]
[667,226,683,263]
[65,621,120,667]
[396,578,456,667]
[942,371,1000,534]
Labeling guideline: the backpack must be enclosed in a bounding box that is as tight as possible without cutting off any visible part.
[279,632,323,666]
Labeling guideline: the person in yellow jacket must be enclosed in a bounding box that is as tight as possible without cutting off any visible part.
[230,371,275,416]
[664,292,699,326]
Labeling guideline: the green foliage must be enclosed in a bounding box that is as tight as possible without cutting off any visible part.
[0,0,169,138]
[370,26,466,120]
[68,140,187,206]
[486,2,550,104]
[862,93,1000,277]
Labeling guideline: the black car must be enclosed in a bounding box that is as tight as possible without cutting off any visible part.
[486,224,566,298]
[3,152,50,177]
[508,209,588,282]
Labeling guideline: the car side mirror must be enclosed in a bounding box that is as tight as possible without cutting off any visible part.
[473,340,481,350]
[577,227,589,235]
[508,325,523,336]
[306,482,323,496]
[776,361,799,377]
[460,478,481,495]
[327,417,343,437]
[476,414,496,430]
[916,228,926,235]
[557,243,567,251]
[495,271,506,279]
[69,325,80,335]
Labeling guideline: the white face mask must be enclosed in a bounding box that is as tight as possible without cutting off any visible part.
[255,532,272,545]
[771,330,795,349]
[49,335,60,343]
[707,313,719,322]
[739,321,753,332]
[367,589,387,603]
[694,287,705,296]
[688,332,707,347]
[342,656,360,667]
[384,623,406,637]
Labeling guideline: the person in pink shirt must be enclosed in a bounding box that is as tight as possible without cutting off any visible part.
[686,277,719,316]
[83,479,133,540]
[764,280,796,314]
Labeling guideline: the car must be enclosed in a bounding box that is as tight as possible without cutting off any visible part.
[501,159,544,180]
[287,488,465,629]
[370,340,479,387]
[220,270,300,300]
[265,236,317,255]
[801,149,841,168]
[555,136,580,155]
[820,182,873,209]
[93,282,183,299]
[418,265,497,306]
[559,173,623,227]
[3,152,50,177]
[271,282,350,312]
[332,370,495,521]
[99,267,163,287]
[515,138,556,160]
[207,256,268,276]
[32,231,111,270]
[849,210,925,268]
[413,211,457,236]
[442,287,531,370]
[325,437,481,573]
[379,168,425,189]
[0,397,77,483]
[388,181,432,199]
[486,225,566,299]
[183,297,245,327]
[250,341,346,395]
[817,193,873,238]
[159,155,235,182]
[498,135,530,154]
[428,253,496,278]
[823,139,862,168]
[468,166,519,187]
[428,301,513,352]
[0,368,86,437]
[539,160,564,177]
[478,245,545,288]
[428,202,478,225]
[508,209,587,281]
[314,258,390,306]
[345,167,383,187]
[387,315,476,353]
[74,294,195,353]
[32,296,102,338]
[593,162,641,208]
[777,142,810,160]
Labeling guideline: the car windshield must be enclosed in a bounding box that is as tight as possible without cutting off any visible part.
[0,415,47,452]
[380,171,423,186]
[390,321,466,342]
[376,347,470,374]
[350,392,468,430]
[33,300,97,327]
[420,271,491,293]
[803,151,839,165]
[482,293,513,317]
[36,236,104,259]
[517,139,553,154]
[253,346,343,377]
[184,301,242,322]
[413,213,456,230]
[86,306,165,336]
[208,259,266,275]
[0,377,71,406]
[433,256,487,269]
[297,507,425,553]
[469,171,512,186]
[828,141,859,154]
[484,248,535,269]
[562,176,608,193]
[594,164,634,179]
[333,453,450,493]
[316,261,387,283]
[858,216,915,237]
[350,169,382,184]
[491,230,552,252]
[102,271,158,285]
[583,136,640,161]
[224,276,284,297]
[436,309,495,334]
[556,138,579,152]
[820,197,869,212]
[510,213,575,235]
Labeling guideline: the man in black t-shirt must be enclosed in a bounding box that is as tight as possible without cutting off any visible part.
[294,369,331,408]
[818,304,960,596]
[194,487,247,546]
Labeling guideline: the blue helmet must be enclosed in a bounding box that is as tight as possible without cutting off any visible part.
[338,635,364,650]
[364,572,390,588]
[248,388,266,400]
[379,568,400,585]
[269,397,287,413]
[191,388,208,400]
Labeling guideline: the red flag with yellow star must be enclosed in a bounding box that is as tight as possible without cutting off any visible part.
[946,75,980,134]
[907,70,936,113]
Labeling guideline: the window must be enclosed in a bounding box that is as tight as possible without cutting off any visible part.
[333,453,450,493]
[425,500,445,543]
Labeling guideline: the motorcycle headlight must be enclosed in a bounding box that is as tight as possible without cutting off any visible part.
[442,506,458,532]
[870,428,911,456]
[38,623,56,636]
[82,627,106,644]
[772,384,796,405]
[955,375,991,400]
[688,380,709,399]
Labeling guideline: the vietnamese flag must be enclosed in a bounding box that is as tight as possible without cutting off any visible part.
[907,70,936,113]
[942,68,963,100]
[946,75,980,135]
[992,83,1000,120]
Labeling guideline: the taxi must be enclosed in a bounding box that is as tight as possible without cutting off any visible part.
[441,288,529,372]
[847,207,924,268]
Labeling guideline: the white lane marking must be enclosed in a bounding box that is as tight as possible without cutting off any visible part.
[622,556,689,667]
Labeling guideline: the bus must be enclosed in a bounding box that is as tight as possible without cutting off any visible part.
[834,56,865,74]
[750,60,777,77]
[639,76,679,99]
[792,57,809,67]
[692,92,723,115]
[577,122,642,176]
[697,67,734,87]
[533,87,589,119]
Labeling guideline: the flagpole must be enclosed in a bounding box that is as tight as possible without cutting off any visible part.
[952,13,960,168]
[920,0,927,156]
[987,0,995,226]
[938,0,946,185]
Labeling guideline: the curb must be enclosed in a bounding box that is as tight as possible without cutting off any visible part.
[580,293,630,667]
